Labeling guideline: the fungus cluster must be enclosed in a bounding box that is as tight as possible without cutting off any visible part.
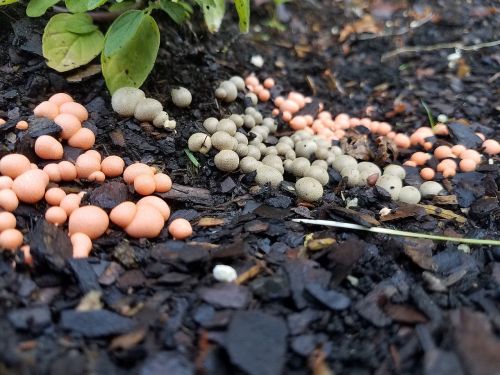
[214,76,246,103]
[0,94,193,261]
[112,87,176,130]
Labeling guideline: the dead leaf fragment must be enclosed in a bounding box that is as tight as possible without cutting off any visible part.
[197,217,225,227]
[110,327,147,350]
[339,15,381,42]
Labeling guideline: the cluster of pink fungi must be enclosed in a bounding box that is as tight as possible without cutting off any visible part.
[0,94,192,263]
[244,75,500,181]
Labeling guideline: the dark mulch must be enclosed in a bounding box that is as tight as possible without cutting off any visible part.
[1,0,499,374]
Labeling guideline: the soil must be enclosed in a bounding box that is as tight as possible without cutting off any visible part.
[1,0,500,374]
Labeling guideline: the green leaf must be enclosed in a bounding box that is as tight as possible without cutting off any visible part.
[26,0,60,17]
[64,0,108,13]
[159,0,193,25]
[42,13,104,72]
[108,0,136,12]
[184,149,200,167]
[421,100,436,128]
[0,0,19,5]
[101,14,160,93]
[103,10,144,57]
[234,0,250,32]
[66,13,99,33]
[202,0,225,33]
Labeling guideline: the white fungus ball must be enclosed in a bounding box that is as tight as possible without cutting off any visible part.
[240,156,260,173]
[229,76,245,91]
[398,186,421,204]
[171,87,192,108]
[134,98,163,122]
[419,181,444,197]
[214,150,239,172]
[376,174,403,200]
[203,117,219,134]
[213,264,238,282]
[111,87,146,117]
[188,133,212,154]
[333,155,357,172]
[255,165,283,187]
[384,164,406,180]
[295,177,323,202]
[305,166,329,186]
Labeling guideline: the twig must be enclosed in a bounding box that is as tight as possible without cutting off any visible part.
[381,39,500,62]
[293,219,500,246]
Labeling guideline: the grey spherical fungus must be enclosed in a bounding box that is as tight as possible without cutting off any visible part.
[305,166,329,186]
[171,87,192,108]
[341,167,361,187]
[229,76,245,91]
[285,150,296,160]
[240,156,260,173]
[295,130,312,140]
[312,159,328,170]
[383,164,406,180]
[215,88,227,100]
[229,114,244,128]
[188,133,212,154]
[331,146,343,156]
[234,132,248,145]
[359,169,379,185]
[263,146,278,156]
[134,98,163,122]
[251,125,269,140]
[291,157,311,177]
[295,177,323,202]
[211,131,236,151]
[284,159,293,173]
[214,150,239,172]
[152,111,169,128]
[247,145,261,160]
[295,140,318,159]
[249,133,263,145]
[419,181,444,197]
[255,165,283,187]
[262,154,284,174]
[235,143,249,157]
[332,155,357,172]
[243,114,256,129]
[203,117,218,134]
[398,186,421,204]
[216,119,237,136]
[376,174,403,200]
[112,87,146,117]
[279,136,294,148]
[245,93,258,106]
[358,162,381,176]
[219,81,238,102]
[262,118,276,132]
[257,143,267,154]
[315,147,329,160]
[276,142,292,156]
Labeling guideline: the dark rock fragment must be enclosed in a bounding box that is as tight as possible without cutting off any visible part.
[60,309,135,337]
[68,258,101,293]
[88,181,129,210]
[447,122,483,149]
[30,220,72,273]
[7,305,51,332]
[27,116,62,138]
[140,351,194,375]
[226,311,287,375]
[199,284,250,309]
[305,283,351,310]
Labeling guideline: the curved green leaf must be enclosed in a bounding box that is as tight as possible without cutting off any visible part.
[26,0,60,17]
[202,0,225,33]
[234,0,250,32]
[42,13,104,72]
[66,13,99,33]
[102,14,160,93]
[103,10,144,57]
[65,0,108,13]
[0,0,19,5]
[159,0,192,25]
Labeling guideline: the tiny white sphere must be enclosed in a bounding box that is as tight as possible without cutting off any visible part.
[229,76,245,91]
[111,87,146,117]
[213,264,237,282]
[171,87,192,108]
[134,98,163,122]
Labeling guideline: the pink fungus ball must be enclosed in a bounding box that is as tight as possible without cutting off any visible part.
[168,218,192,240]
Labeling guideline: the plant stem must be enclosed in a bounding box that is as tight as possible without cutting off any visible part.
[293,219,500,246]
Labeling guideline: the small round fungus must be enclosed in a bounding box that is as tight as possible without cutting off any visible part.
[383,164,406,180]
[219,81,238,102]
[255,165,283,187]
[229,76,245,91]
[203,117,219,134]
[239,156,260,173]
[291,157,311,177]
[211,131,237,151]
[171,87,192,108]
[305,166,329,186]
[134,98,163,122]
[112,87,146,117]
[332,155,357,172]
[188,133,212,154]
[213,265,238,282]
[214,150,240,172]
[216,119,237,136]
[358,162,381,176]
[295,177,323,202]
[168,218,192,240]
[419,181,444,197]
[376,174,403,200]
[262,154,284,174]
[397,186,421,204]
[341,167,361,187]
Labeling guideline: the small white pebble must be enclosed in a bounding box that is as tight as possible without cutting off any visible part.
[251,55,264,68]
[379,207,392,217]
[437,114,448,123]
[213,265,237,282]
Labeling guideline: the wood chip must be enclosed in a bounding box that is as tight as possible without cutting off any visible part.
[418,204,467,224]
[197,217,225,227]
